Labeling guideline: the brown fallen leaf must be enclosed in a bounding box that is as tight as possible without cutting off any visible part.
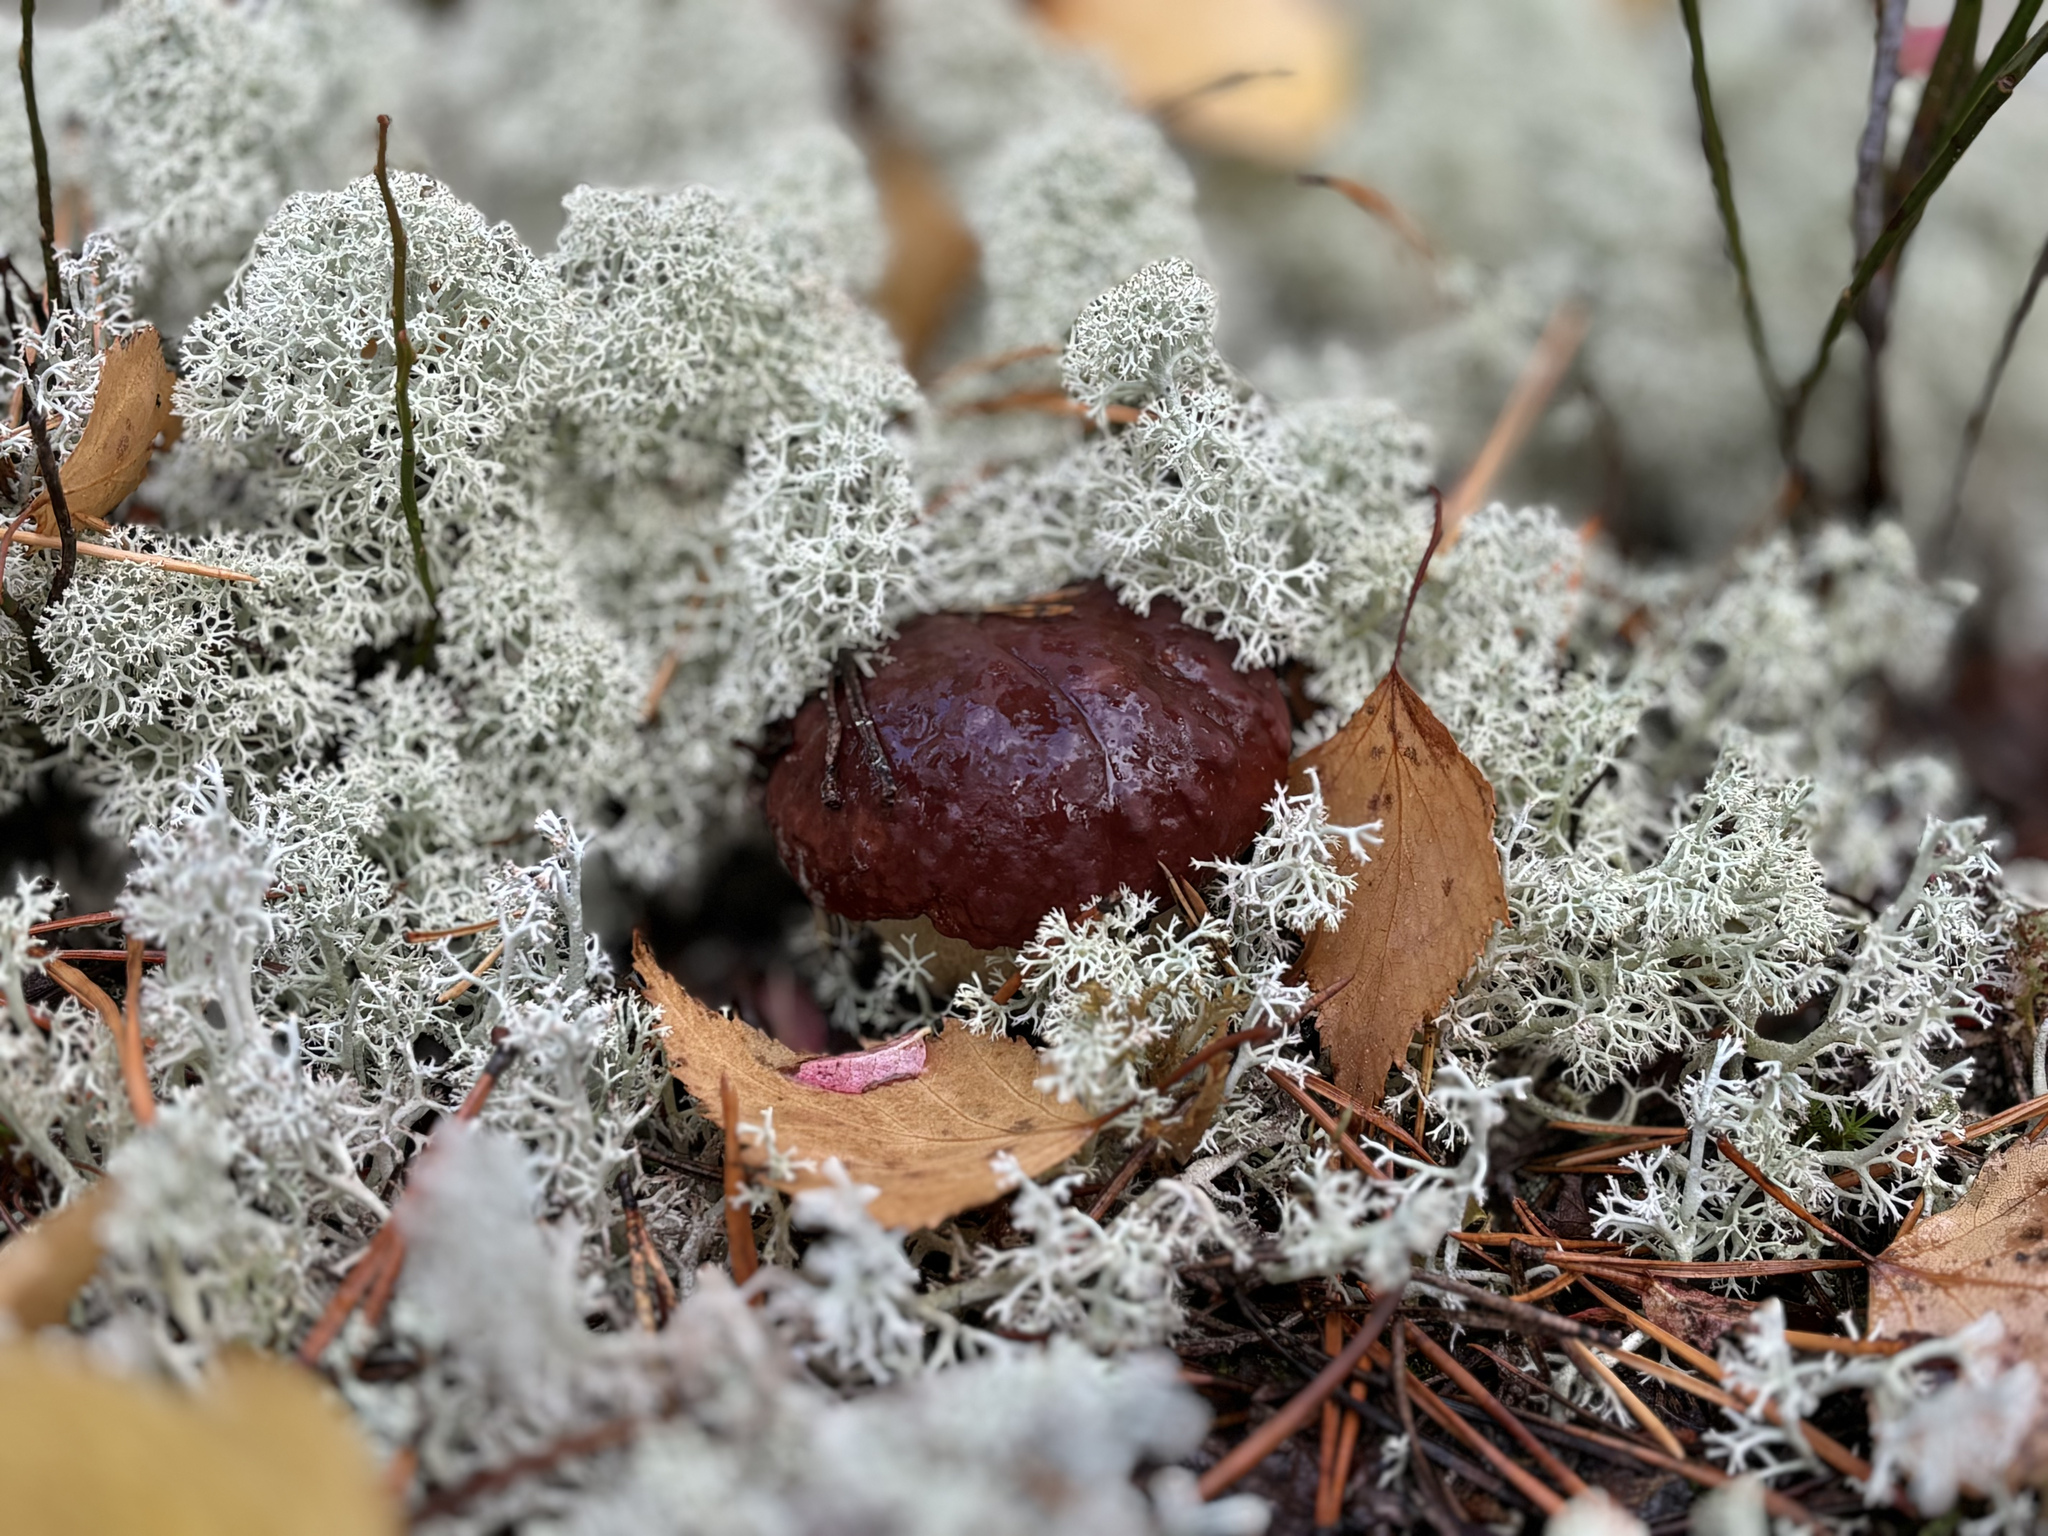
[0,1342,398,1536]
[638,939,1097,1230]
[0,1179,112,1329]
[1290,511,1508,1102]
[864,133,979,378]
[27,326,177,536]
[1033,0,1352,167]
[1868,1138,2048,1482]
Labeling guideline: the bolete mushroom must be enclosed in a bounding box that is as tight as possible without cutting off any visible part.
[764,582,1290,949]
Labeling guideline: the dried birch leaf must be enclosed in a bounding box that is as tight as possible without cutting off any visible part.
[1868,1139,2048,1478]
[639,941,1096,1229]
[0,1179,112,1329]
[0,1343,397,1535]
[1290,668,1507,1102]
[1034,0,1352,167]
[28,326,177,535]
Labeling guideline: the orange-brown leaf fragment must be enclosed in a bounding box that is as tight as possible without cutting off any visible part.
[1868,1139,2048,1482]
[28,326,177,535]
[1291,669,1506,1103]
[637,940,1096,1230]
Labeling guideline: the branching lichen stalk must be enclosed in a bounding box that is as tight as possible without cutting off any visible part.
[373,114,439,657]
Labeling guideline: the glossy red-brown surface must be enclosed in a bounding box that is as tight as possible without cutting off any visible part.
[765,583,1291,949]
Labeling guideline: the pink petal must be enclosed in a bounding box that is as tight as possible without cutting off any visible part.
[1901,26,1946,78]
[793,1033,929,1094]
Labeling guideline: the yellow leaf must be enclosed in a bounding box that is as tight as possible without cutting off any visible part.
[1868,1139,2048,1484]
[0,1343,398,1536]
[0,1180,112,1329]
[1033,0,1353,167]
[638,940,1097,1230]
[1291,668,1507,1102]
[28,326,177,536]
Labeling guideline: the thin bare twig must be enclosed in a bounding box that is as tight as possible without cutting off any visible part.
[1677,0,1783,422]
[373,115,439,659]
[1297,173,1434,260]
[720,1074,760,1291]
[5,530,258,583]
[1196,1285,1402,1499]
[1441,300,1589,546]
[1563,1336,1684,1459]
[16,0,60,307]
[1935,220,2048,553]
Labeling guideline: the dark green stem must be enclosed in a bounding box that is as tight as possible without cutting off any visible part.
[1676,0,1784,428]
[1785,16,2048,456]
[373,114,438,657]
[24,391,71,609]
[16,0,58,309]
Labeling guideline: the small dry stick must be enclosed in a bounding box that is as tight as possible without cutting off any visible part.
[638,648,680,727]
[1196,1285,1403,1499]
[1412,1022,1438,1144]
[1085,1138,1159,1222]
[436,940,504,1004]
[618,1172,677,1331]
[413,1417,640,1521]
[1297,173,1434,259]
[1266,1066,1386,1179]
[297,1032,518,1365]
[119,939,154,1126]
[1936,221,2048,552]
[720,1074,760,1290]
[1404,1327,1588,1496]
[1564,1336,1684,1459]
[1575,1277,1874,1485]
[837,653,897,807]
[1714,1134,1873,1259]
[6,530,257,582]
[1390,1320,1464,1533]
[1314,1311,1345,1526]
[43,946,164,1130]
[1441,300,1590,547]
[20,381,73,611]
[372,115,439,655]
[1382,1342,1566,1517]
[16,0,60,306]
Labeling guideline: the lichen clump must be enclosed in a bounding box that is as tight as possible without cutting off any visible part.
[0,1,2039,1531]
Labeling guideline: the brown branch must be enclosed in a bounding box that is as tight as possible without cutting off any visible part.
[720,1074,760,1291]
[1297,173,1435,260]
[1441,301,1589,548]
[1714,1134,1872,1259]
[1196,1285,1402,1499]
[1404,1326,1588,1496]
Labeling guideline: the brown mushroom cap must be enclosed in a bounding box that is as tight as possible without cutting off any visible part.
[764,582,1291,949]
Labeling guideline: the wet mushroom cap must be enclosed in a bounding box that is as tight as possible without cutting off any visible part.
[764,582,1292,950]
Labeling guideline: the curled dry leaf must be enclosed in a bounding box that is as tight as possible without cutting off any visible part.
[0,1178,113,1328]
[0,1343,398,1536]
[1867,1138,2048,1482]
[637,939,1096,1229]
[1291,669,1507,1103]
[1033,0,1352,167]
[28,326,177,535]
